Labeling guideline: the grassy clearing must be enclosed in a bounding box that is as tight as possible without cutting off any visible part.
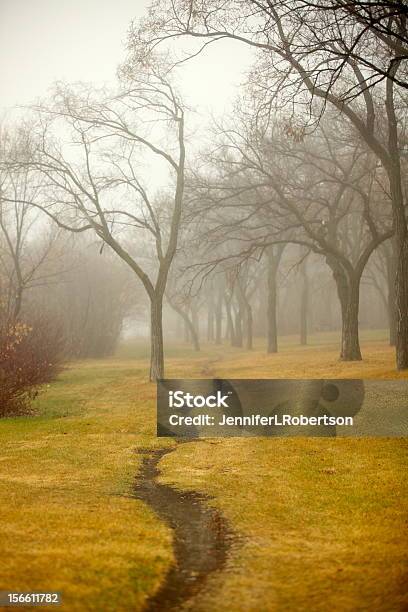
[0,332,407,611]
[161,439,407,611]
[0,364,174,612]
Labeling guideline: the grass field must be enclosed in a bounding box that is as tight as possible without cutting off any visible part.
[0,332,407,611]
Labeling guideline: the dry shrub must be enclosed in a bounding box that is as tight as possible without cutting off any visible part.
[0,317,64,417]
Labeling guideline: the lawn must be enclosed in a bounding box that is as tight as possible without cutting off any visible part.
[0,332,407,611]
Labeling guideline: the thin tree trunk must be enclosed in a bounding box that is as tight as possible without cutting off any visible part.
[225,296,236,345]
[300,258,308,346]
[246,302,253,350]
[190,305,200,351]
[150,296,164,381]
[237,281,253,350]
[12,283,23,322]
[207,298,215,342]
[167,298,200,351]
[395,236,408,367]
[386,242,397,347]
[215,283,223,344]
[234,302,243,347]
[184,319,190,343]
[267,247,279,353]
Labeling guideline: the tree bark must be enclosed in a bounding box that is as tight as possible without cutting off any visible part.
[389,177,408,366]
[150,296,164,381]
[385,69,408,369]
[340,280,362,361]
[332,266,362,361]
[386,241,397,347]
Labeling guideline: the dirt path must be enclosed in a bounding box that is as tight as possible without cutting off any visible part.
[134,445,233,611]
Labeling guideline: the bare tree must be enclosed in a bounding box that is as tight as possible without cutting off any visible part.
[135,0,408,368]
[7,66,186,380]
[190,112,393,360]
[0,128,62,324]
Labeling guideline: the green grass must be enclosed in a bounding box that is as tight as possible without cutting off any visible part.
[0,333,407,611]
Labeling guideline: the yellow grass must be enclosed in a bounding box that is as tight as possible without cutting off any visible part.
[0,333,407,611]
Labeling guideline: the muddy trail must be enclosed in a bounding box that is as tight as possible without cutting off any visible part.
[134,445,233,611]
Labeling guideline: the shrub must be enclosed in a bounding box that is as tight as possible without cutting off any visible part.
[0,317,64,417]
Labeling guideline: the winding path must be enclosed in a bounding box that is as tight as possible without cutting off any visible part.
[135,445,233,611]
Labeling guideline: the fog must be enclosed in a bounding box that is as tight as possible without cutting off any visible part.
[0,0,406,380]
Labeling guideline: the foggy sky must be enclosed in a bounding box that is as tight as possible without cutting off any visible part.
[0,0,253,120]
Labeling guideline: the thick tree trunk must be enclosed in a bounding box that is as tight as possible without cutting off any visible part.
[150,296,164,381]
[340,284,362,361]
[333,268,362,361]
[390,185,408,367]
[386,74,408,369]
[267,247,279,353]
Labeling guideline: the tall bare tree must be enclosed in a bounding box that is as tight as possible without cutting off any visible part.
[7,66,186,380]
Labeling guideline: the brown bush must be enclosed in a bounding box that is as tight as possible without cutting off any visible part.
[0,317,64,417]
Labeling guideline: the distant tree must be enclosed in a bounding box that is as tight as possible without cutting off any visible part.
[0,128,61,324]
[190,112,393,360]
[135,0,408,368]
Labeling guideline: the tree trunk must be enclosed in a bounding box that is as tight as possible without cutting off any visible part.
[267,247,279,353]
[12,283,23,322]
[246,302,253,350]
[150,296,164,381]
[207,297,215,342]
[225,296,236,345]
[237,281,253,350]
[386,73,408,369]
[191,305,200,346]
[395,236,408,368]
[167,298,200,351]
[386,242,397,347]
[184,319,190,343]
[299,258,308,346]
[234,303,243,347]
[334,269,362,361]
[215,284,223,344]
